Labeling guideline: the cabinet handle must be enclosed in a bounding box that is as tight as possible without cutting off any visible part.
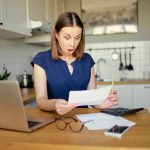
[144,86,150,88]
[0,22,3,25]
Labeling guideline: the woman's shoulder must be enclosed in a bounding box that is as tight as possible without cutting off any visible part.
[81,52,95,66]
[82,52,93,60]
[31,50,52,67]
[34,49,52,59]
[36,49,51,57]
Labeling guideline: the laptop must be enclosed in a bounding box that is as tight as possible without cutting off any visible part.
[0,80,54,132]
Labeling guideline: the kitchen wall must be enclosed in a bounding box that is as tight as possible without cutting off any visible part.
[85,40,150,80]
[0,38,149,81]
[0,38,47,80]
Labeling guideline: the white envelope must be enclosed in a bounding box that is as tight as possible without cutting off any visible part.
[68,85,112,106]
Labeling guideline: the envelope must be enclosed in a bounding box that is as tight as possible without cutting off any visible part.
[68,85,112,106]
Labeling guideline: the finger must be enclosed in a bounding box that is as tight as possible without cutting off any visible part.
[110,97,118,101]
[112,90,117,94]
[56,103,69,110]
[58,99,68,104]
[56,109,66,115]
[56,103,76,115]
[108,94,118,99]
[68,103,77,108]
[57,106,74,115]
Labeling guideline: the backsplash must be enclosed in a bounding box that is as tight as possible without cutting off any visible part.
[0,38,46,80]
[85,41,150,80]
[0,38,150,80]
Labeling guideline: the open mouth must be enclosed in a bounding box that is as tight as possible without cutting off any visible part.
[67,49,74,52]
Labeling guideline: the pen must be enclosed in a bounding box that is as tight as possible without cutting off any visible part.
[112,74,114,94]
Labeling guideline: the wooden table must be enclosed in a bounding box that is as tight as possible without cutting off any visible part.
[0,108,150,150]
[20,88,35,104]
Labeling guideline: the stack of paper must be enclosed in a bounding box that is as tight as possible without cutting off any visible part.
[68,85,112,106]
[76,112,136,130]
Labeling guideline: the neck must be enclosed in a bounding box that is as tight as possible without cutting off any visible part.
[60,55,76,65]
[61,55,74,61]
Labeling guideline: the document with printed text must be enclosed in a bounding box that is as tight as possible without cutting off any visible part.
[68,85,112,106]
[76,112,136,130]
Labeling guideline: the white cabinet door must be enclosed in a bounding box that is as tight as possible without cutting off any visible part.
[28,0,73,29]
[0,0,31,38]
[133,84,150,112]
[64,0,81,17]
[28,0,47,23]
[0,0,5,28]
[97,84,133,108]
[47,0,65,27]
[0,0,2,26]
[115,85,133,108]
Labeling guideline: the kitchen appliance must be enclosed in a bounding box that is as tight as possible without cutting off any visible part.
[16,71,33,88]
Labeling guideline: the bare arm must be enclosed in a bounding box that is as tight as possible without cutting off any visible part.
[34,64,76,114]
[87,66,96,90]
[34,64,56,111]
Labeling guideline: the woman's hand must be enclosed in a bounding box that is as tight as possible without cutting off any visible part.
[95,90,118,109]
[55,99,76,115]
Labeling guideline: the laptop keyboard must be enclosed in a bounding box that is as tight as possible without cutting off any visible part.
[101,107,144,116]
[27,120,41,128]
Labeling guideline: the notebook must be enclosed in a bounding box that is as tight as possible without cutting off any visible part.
[0,80,54,132]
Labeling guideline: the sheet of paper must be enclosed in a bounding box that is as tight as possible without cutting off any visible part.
[68,85,112,106]
[76,113,136,130]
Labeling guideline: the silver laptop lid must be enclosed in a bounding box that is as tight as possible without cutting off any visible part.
[0,80,29,131]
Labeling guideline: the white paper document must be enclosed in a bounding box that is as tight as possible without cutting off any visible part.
[68,85,112,106]
[76,113,136,130]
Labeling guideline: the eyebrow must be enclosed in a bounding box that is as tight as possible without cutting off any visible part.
[62,33,81,37]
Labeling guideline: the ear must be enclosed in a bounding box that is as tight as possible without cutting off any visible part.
[55,32,59,39]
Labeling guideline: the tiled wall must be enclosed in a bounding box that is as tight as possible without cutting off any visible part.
[0,38,150,80]
[85,41,150,80]
[0,38,46,80]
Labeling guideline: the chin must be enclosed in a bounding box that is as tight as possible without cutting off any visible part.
[66,51,74,56]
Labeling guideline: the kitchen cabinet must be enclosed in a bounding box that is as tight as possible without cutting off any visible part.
[47,0,65,27]
[0,0,31,38]
[28,0,47,23]
[0,0,3,26]
[28,0,65,30]
[64,0,81,17]
[27,0,81,33]
[47,0,81,27]
[114,85,133,108]
[97,84,133,108]
[133,84,150,112]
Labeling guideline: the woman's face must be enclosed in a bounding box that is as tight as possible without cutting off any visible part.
[56,26,82,57]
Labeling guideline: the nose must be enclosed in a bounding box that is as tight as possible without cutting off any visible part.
[70,39,75,47]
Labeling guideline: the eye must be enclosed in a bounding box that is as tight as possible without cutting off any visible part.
[64,36,70,40]
[75,36,81,40]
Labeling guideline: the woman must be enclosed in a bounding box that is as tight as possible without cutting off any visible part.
[32,12,118,115]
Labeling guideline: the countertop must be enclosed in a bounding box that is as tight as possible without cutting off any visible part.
[20,88,35,104]
[96,79,150,85]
